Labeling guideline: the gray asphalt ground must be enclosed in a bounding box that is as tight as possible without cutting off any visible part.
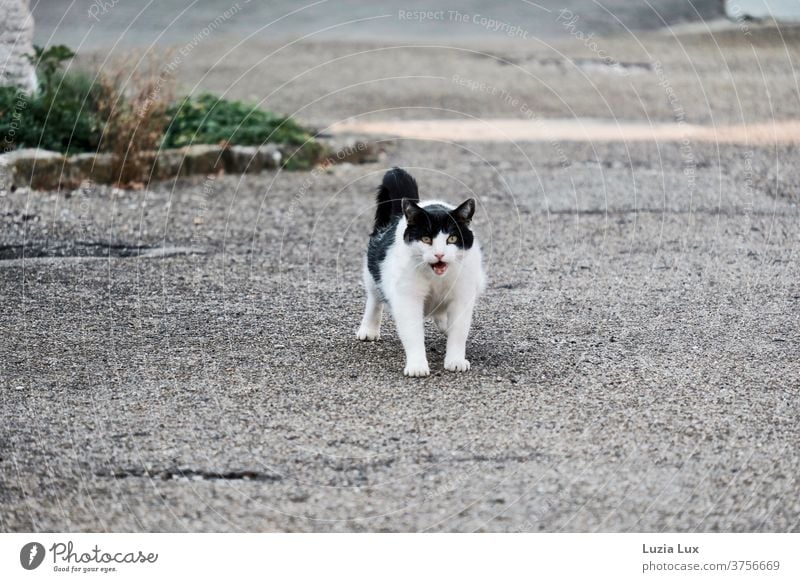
[34,0,724,48]
[2,4,800,532]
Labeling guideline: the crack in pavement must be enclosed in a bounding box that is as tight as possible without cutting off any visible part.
[99,467,283,482]
[0,241,208,262]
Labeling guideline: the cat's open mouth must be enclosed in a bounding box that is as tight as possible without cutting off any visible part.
[431,261,448,276]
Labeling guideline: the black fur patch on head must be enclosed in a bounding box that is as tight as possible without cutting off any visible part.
[402,200,475,249]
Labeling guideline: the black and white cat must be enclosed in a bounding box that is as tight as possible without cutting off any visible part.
[357,168,486,376]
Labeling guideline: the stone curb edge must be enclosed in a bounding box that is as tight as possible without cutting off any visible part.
[0,137,384,191]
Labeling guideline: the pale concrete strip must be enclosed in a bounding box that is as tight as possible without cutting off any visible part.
[329,118,800,144]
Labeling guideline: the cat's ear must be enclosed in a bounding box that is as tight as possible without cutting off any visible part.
[402,198,424,225]
[453,198,476,224]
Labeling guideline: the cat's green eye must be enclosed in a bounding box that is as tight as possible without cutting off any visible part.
[447,234,458,244]
[421,236,432,244]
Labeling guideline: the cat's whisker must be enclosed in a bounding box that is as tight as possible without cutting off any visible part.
[412,259,431,270]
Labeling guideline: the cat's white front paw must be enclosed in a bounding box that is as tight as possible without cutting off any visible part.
[444,357,471,372]
[404,359,430,377]
[356,327,380,341]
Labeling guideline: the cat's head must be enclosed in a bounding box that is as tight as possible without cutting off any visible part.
[401,198,476,277]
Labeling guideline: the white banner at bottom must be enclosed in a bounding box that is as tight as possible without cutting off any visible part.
[1,533,797,581]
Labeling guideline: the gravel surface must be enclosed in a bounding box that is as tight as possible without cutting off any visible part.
[2,137,798,532]
[1,19,799,532]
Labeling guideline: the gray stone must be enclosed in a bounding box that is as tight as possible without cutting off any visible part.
[257,144,283,169]
[225,144,283,173]
[224,145,284,174]
[66,152,114,187]
[154,149,188,181]
[0,155,12,191]
[1,144,296,190]
[223,145,261,175]
[1,148,65,189]
[0,0,37,92]
[180,144,225,176]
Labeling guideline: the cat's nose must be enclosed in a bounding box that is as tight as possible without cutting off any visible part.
[434,252,444,260]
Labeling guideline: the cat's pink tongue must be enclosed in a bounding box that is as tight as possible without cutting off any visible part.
[432,261,448,276]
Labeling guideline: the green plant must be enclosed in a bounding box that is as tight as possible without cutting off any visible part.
[0,45,321,176]
[31,70,104,153]
[1,45,171,163]
[162,93,312,148]
[0,44,105,154]
[0,70,103,154]
[27,45,76,91]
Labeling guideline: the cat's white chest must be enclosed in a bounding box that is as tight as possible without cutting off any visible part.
[422,272,460,316]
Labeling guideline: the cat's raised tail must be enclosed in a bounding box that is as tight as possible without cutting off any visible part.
[373,167,419,235]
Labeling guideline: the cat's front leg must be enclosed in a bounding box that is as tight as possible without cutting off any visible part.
[357,284,383,341]
[444,298,475,372]
[392,297,429,377]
